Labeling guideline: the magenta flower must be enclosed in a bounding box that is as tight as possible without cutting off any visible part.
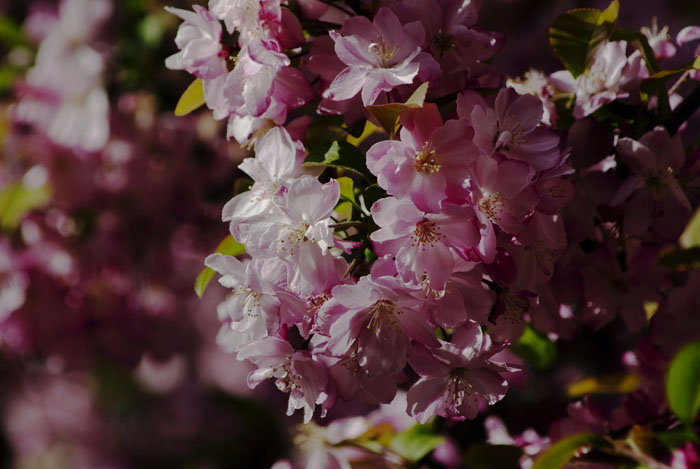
[165,5,227,79]
[238,336,330,423]
[370,197,479,292]
[612,127,691,240]
[319,275,438,376]
[367,104,475,213]
[458,88,561,171]
[323,7,437,105]
[407,322,513,423]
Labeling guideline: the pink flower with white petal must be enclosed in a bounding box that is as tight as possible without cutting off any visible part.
[206,254,290,353]
[370,197,479,292]
[318,275,438,376]
[407,322,514,423]
[232,176,340,290]
[323,7,438,105]
[465,156,538,263]
[612,127,691,241]
[238,336,329,423]
[367,104,476,213]
[641,20,676,59]
[165,5,227,79]
[222,126,305,231]
[549,41,644,119]
[677,26,700,80]
[458,88,561,171]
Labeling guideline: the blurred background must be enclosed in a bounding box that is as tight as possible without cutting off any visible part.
[0,1,698,468]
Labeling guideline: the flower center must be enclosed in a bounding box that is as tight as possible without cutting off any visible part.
[366,299,401,331]
[280,222,311,255]
[644,168,672,196]
[412,218,442,248]
[369,36,398,68]
[478,191,507,222]
[414,142,442,174]
[433,29,455,57]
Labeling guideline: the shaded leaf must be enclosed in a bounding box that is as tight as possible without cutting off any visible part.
[566,373,641,398]
[532,433,612,469]
[463,444,523,469]
[0,179,52,231]
[194,235,246,298]
[366,81,429,137]
[303,141,374,180]
[549,1,619,78]
[658,428,700,449]
[680,207,700,248]
[0,14,30,47]
[390,423,444,462]
[666,341,700,425]
[657,246,700,269]
[512,324,558,370]
[175,78,205,116]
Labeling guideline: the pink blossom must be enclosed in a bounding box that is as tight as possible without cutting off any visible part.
[458,88,561,171]
[323,7,438,105]
[165,5,227,79]
[238,336,329,423]
[549,41,644,119]
[612,127,691,240]
[367,104,476,213]
[407,322,513,423]
[222,126,305,231]
[426,267,494,329]
[641,20,677,58]
[319,275,438,376]
[370,197,479,292]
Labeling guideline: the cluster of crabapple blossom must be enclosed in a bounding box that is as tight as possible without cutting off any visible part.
[166,0,577,425]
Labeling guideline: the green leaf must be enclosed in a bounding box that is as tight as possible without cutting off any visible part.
[234,177,254,196]
[695,55,700,70]
[532,433,613,469]
[463,444,523,469]
[511,324,558,369]
[194,235,246,298]
[138,14,166,47]
[175,78,205,116]
[549,1,619,78]
[390,423,444,462]
[0,14,30,48]
[303,141,374,180]
[336,176,356,204]
[666,340,700,425]
[657,428,700,449]
[657,246,700,269]
[366,81,429,136]
[566,373,641,398]
[680,207,700,249]
[0,177,52,231]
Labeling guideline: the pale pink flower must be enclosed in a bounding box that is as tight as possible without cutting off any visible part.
[319,275,438,376]
[612,127,691,240]
[426,267,494,329]
[407,322,513,423]
[239,336,330,423]
[458,88,561,171]
[165,5,227,79]
[641,19,676,59]
[323,7,438,105]
[367,104,475,213]
[549,41,645,119]
[677,26,700,80]
[370,197,479,292]
[222,126,305,231]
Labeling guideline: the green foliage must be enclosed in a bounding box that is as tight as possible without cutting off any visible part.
[303,140,374,181]
[390,423,444,462]
[511,324,558,370]
[366,81,429,137]
[657,428,700,449]
[336,176,357,204]
[0,179,52,231]
[175,78,206,116]
[549,1,619,78]
[666,340,700,426]
[657,246,700,269]
[532,433,613,469]
[194,235,246,298]
[463,444,523,469]
[0,13,30,48]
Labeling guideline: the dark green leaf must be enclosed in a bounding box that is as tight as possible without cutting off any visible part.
[303,141,374,180]
[194,235,246,298]
[366,82,429,136]
[512,324,558,370]
[532,433,613,469]
[549,1,619,78]
[390,423,444,462]
[657,247,700,269]
[463,444,523,469]
[657,428,700,449]
[666,341,700,425]
[0,14,30,47]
